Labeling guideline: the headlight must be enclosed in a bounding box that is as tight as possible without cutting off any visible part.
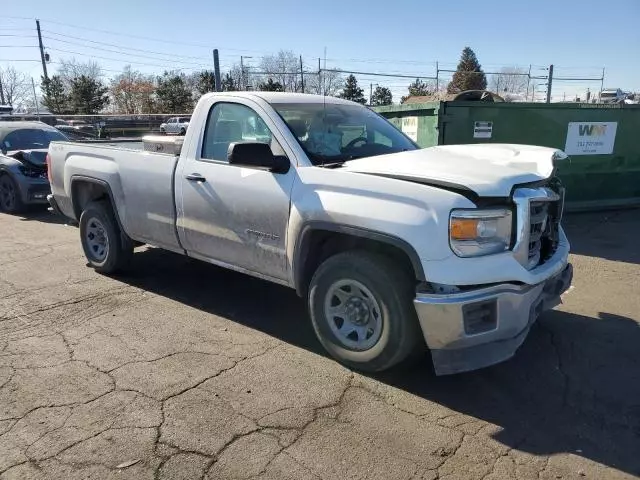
[449,209,512,257]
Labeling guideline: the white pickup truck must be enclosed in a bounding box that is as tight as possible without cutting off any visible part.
[159,116,190,135]
[47,92,572,375]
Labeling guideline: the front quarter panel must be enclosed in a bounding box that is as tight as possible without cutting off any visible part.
[287,166,475,283]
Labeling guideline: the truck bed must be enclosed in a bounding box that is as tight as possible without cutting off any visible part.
[48,136,184,252]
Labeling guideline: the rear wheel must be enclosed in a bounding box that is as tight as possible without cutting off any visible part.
[179,128,186,136]
[308,251,422,372]
[79,200,133,274]
[0,174,24,214]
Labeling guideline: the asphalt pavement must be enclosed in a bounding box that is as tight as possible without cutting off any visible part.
[0,208,638,479]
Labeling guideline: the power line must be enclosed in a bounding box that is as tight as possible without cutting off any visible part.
[39,18,266,53]
[44,38,215,67]
[45,46,211,70]
[43,30,219,62]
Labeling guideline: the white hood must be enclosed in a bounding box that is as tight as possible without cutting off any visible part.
[342,144,564,197]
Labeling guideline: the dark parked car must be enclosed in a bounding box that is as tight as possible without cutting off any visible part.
[0,121,68,213]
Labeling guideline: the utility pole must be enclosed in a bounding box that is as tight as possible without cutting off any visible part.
[318,58,321,95]
[525,64,532,102]
[545,64,554,103]
[299,55,304,93]
[435,61,439,92]
[240,56,244,90]
[240,56,252,90]
[212,49,221,92]
[31,77,40,120]
[36,19,48,81]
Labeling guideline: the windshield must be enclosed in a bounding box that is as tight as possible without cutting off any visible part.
[272,102,418,166]
[600,92,617,98]
[2,128,68,151]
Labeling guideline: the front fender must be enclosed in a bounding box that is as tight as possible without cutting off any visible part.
[285,167,475,289]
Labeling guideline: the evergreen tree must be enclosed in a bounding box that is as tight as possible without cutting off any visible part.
[220,73,237,92]
[371,86,393,106]
[41,75,68,114]
[447,47,487,93]
[401,78,433,103]
[156,72,193,112]
[339,74,366,104]
[68,75,109,114]
[196,70,216,95]
[258,78,284,92]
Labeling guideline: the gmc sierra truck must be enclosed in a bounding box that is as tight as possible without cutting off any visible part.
[47,92,572,375]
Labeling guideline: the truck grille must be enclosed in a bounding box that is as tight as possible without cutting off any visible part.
[526,186,563,269]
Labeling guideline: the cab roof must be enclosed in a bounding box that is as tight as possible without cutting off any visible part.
[201,91,358,106]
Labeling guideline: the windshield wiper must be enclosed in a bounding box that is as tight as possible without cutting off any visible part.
[319,161,346,168]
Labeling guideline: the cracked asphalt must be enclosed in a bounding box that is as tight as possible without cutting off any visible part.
[0,208,639,480]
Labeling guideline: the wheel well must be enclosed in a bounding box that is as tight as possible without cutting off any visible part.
[71,180,111,220]
[296,229,421,297]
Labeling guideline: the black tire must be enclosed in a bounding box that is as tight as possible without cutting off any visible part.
[179,128,186,136]
[308,251,423,372]
[0,174,25,214]
[79,200,133,274]
[160,128,165,135]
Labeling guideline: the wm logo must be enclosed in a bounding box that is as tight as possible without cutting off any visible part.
[579,124,607,136]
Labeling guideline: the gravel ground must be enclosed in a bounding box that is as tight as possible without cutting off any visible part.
[0,208,638,480]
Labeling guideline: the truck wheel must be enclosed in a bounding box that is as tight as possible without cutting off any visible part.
[79,201,133,274]
[0,174,24,214]
[179,128,186,136]
[308,251,422,372]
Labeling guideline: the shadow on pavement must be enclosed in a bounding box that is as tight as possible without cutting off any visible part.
[13,208,73,225]
[117,247,640,477]
[563,209,640,265]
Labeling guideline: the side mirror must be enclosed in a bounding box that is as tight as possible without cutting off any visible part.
[227,142,290,174]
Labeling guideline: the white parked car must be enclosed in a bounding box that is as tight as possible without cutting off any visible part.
[159,117,190,135]
[599,88,627,104]
[47,92,572,375]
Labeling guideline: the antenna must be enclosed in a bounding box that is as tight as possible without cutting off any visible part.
[322,47,327,167]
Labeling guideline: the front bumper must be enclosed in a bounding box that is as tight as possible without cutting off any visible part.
[24,183,50,204]
[47,194,64,216]
[415,263,573,375]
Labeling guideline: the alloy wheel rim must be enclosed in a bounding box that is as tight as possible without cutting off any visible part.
[0,178,15,210]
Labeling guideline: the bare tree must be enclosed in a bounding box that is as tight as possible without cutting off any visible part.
[57,58,102,89]
[489,67,529,98]
[110,66,156,114]
[306,69,344,96]
[259,50,301,92]
[0,66,30,107]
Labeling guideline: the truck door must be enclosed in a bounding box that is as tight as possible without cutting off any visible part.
[176,99,295,282]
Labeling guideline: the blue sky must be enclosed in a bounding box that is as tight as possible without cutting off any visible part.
[3,0,639,102]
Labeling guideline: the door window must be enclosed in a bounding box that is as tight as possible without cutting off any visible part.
[201,103,275,162]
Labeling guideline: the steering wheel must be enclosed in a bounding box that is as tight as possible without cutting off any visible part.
[344,137,367,150]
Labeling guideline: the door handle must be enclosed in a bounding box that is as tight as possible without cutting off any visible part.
[185,173,206,182]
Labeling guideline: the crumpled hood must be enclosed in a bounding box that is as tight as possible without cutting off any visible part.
[342,144,564,197]
[7,149,48,168]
